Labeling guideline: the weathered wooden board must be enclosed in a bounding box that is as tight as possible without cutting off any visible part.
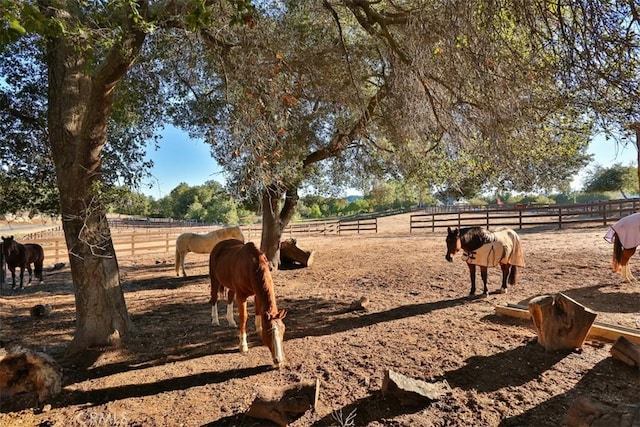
[495,303,640,345]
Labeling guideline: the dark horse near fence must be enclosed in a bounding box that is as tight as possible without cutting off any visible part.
[604,212,640,282]
[445,226,525,296]
[209,238,286,368]
[1,236,45,290]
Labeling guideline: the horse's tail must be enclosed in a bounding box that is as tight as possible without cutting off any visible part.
[34,245,44,281]
[612,232,623,272]
[175,246,182,276]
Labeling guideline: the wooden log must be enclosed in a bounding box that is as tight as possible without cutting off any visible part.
[563,396,640,427]
[382,370,451,405]
[0,345,63,403]
[246,379,320,426]
[280,238,315,267]
[494,303,640,345]
[528,293,597,351]
[610,336,640,368]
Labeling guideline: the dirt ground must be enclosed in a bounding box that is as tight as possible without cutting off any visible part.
[1,215,639,426]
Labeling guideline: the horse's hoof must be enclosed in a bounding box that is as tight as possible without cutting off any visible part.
[500,288,507,294]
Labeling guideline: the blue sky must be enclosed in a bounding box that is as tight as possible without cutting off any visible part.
[140,125,637,198]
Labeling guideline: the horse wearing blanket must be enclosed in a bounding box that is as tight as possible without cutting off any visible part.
[604,212,640,282]
[446,226,525,296]
[175,225,244,277]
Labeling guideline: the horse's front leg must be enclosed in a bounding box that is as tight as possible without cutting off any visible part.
[237,298,249,353]
[18,267,25,289]
[9,267,16,290]
[467,263,477,295]
[480,267,489,295]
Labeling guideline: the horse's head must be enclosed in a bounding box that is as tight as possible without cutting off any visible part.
[445,227,461,262]
[1,235,17,257]
[261,309,286,369]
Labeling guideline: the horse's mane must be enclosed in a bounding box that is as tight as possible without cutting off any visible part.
[459,227,495,252]
[245,242,278,314]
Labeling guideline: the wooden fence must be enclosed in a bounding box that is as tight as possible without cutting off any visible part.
[17,217,379,265]
[410,199,639,233]
[11,198,638,264]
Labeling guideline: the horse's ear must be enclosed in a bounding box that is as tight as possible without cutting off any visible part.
[277,309,287,320]
[447,227,452,234]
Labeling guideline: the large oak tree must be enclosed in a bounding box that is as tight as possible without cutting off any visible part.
[165,1,595,264]
[1,0,251,355]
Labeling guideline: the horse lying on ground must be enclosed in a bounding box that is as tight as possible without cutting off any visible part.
[604,212,640,282]
[1,236,45,290]
[445,226,525,296]
[175,225,244,277]
[209,238,286,369]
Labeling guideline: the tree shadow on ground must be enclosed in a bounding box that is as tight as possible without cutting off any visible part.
[1,365,272,413]
[438,342,568,393]
[310,393,429,426]
[284,295,471,340]
[499,358,640,426]
[201,392,429,427]
[512,285,640,316]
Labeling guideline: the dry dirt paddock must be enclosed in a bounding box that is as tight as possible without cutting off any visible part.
[1,217,639,427]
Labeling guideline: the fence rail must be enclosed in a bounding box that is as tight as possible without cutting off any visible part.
[10,199,639,264]
[410,199,639,233]
[18,218,379,265]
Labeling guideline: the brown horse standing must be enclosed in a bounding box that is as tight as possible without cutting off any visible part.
[209,239,286,368]
[1,236,45,290]
[445,226,524,296]
[604,213,640,282]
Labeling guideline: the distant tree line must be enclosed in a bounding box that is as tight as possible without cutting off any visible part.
[103,164,638,223]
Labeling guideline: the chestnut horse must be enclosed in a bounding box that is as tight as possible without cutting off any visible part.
[209,239,286,368]
[1,236,45,290]
[604,212,640,282]
[175,225,244,277]
[445,226,524,296]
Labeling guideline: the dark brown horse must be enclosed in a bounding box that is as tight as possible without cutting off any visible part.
[209,239,286,368]
[604,213,640,282]
[1,236,45,290]
[445,226,524,296]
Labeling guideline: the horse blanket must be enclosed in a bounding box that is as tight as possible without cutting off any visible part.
[462,228,525,268]
[604,213,640,249]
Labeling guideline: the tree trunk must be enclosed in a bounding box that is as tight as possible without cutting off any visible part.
[260,185,299,268]
[45,9,144,355]
[633,124,640,202]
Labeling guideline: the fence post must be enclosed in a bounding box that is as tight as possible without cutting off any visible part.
[431,214,435,232]
[457,212,461,228]
[603,205,607,226]
[486,210,490,228]
[519,210,523,229]
[558,207,562,229]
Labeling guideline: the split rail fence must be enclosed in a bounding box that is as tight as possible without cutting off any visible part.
[10,199,639,265]
[410,199,639,233]
[17,217,378,265]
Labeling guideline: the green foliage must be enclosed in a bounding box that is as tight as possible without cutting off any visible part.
[106,187,152,216]
[583,163,638,197]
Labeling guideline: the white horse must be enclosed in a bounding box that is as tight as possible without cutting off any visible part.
[175,226,245,277]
